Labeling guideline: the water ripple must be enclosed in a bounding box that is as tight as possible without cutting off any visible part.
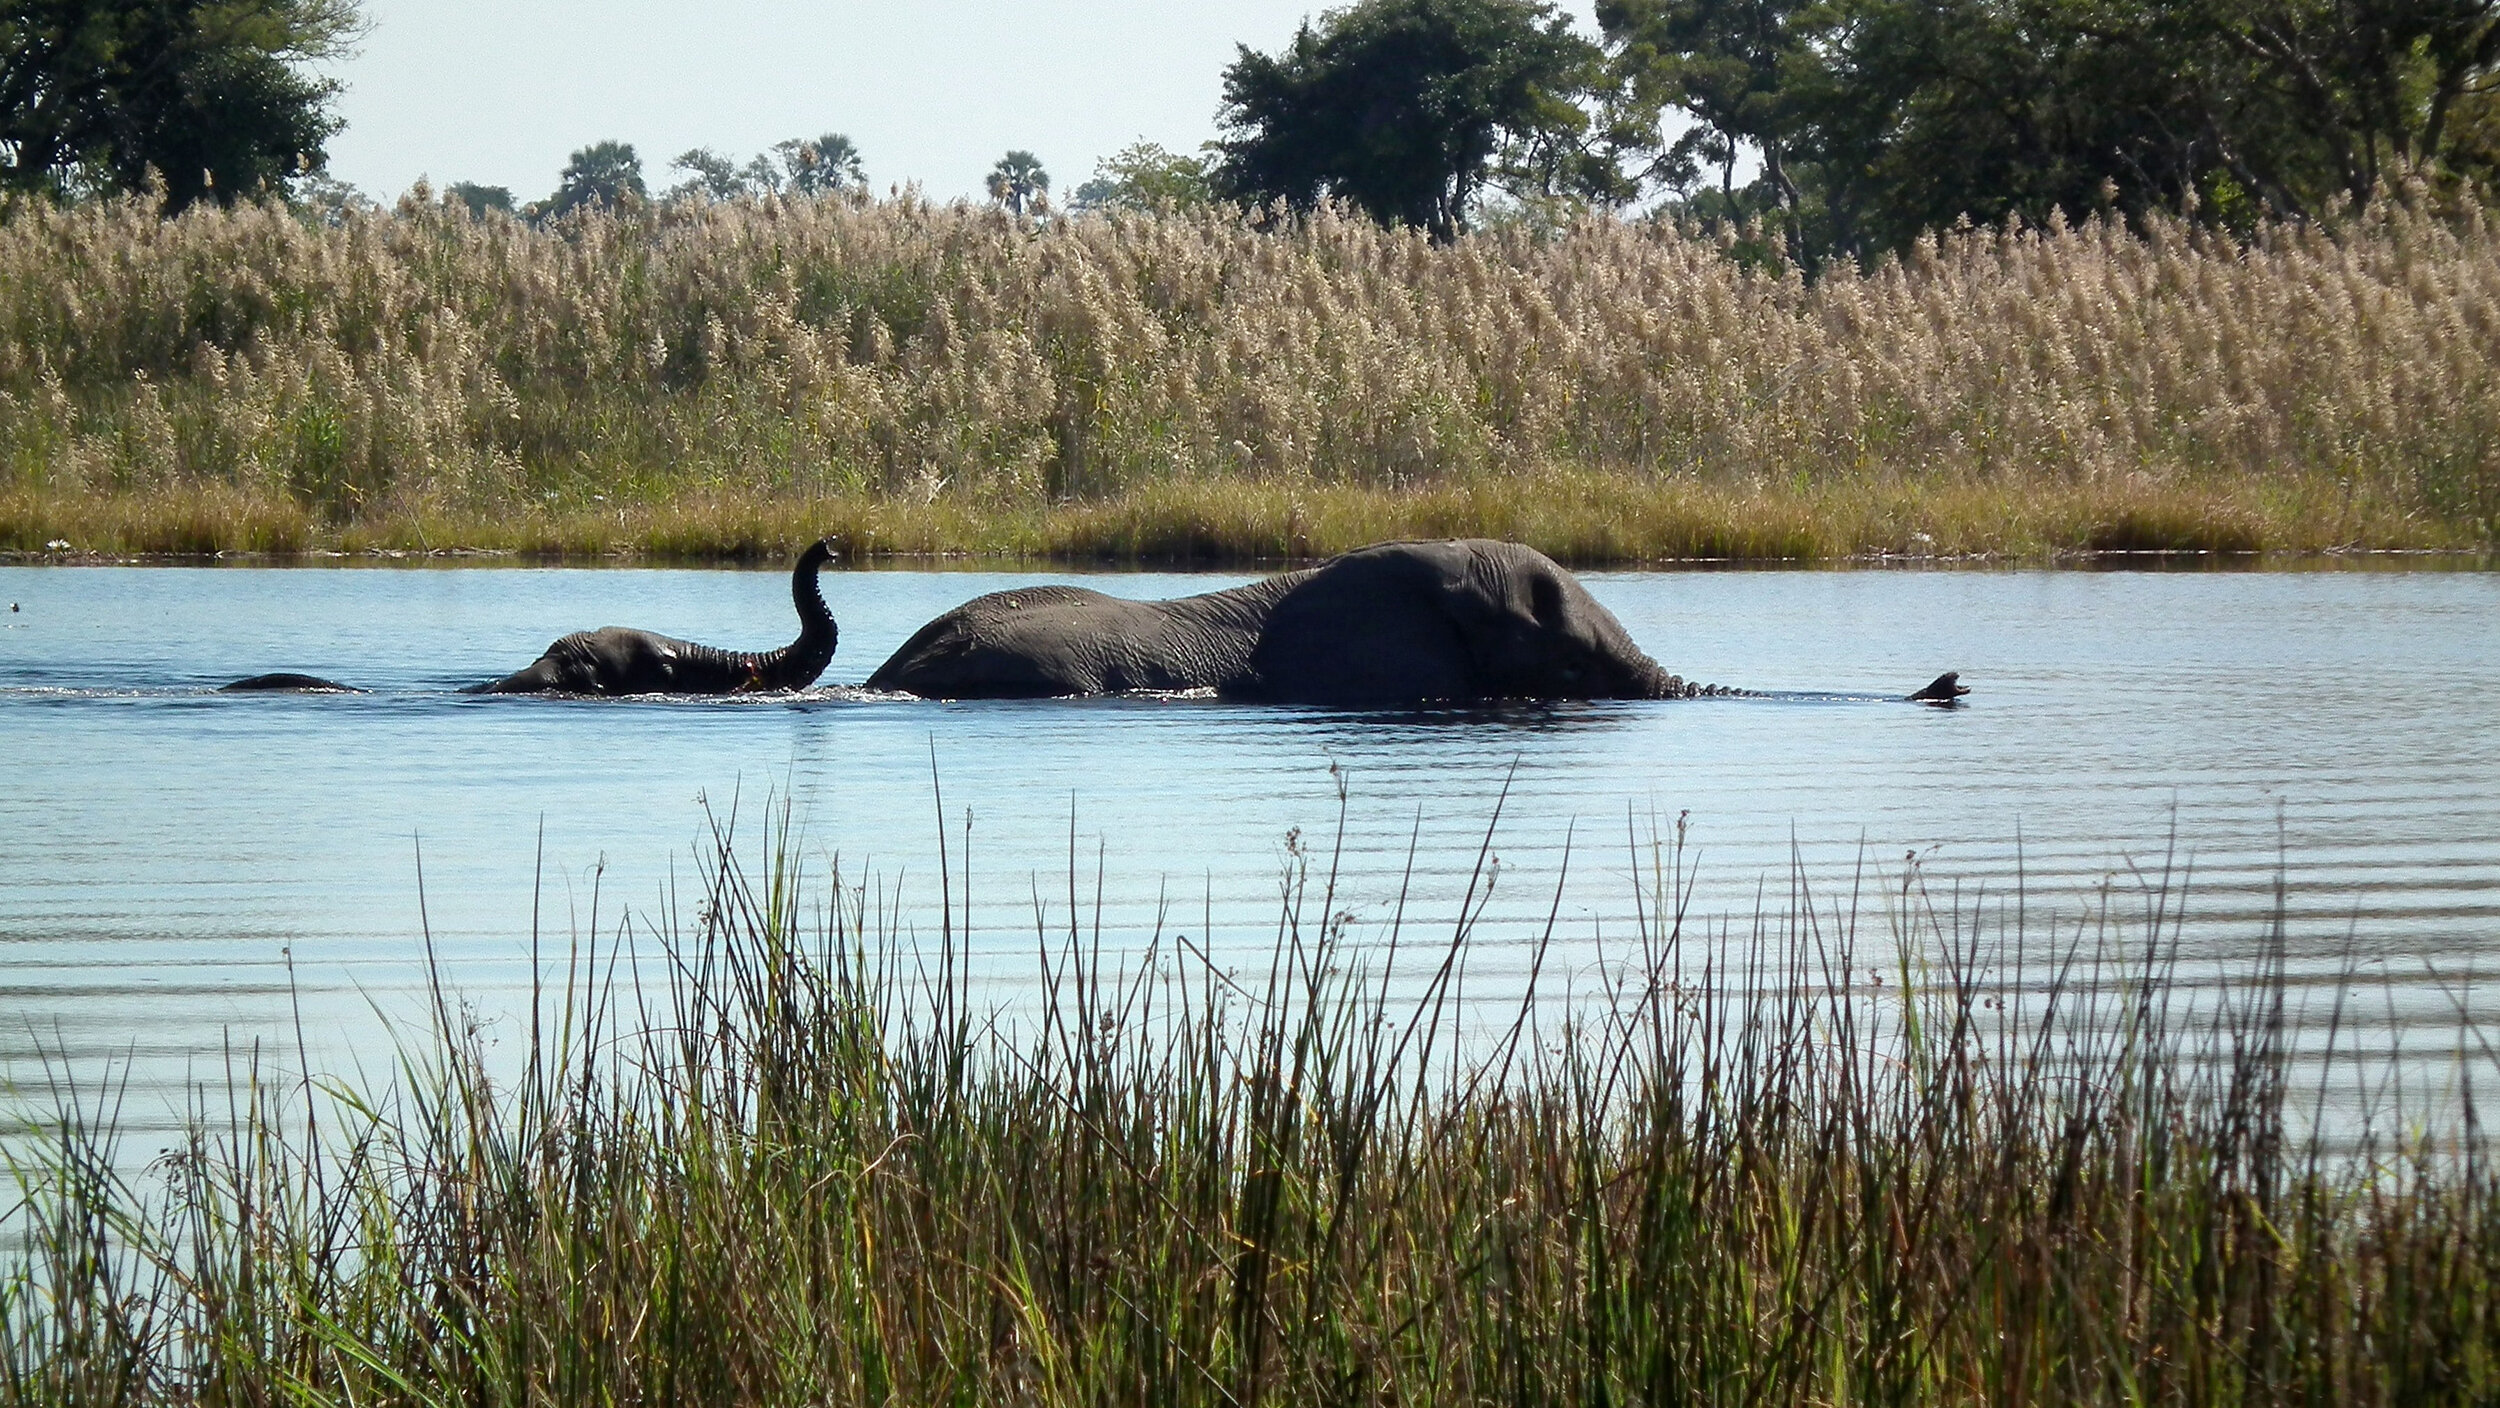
[1,564,2495,1117]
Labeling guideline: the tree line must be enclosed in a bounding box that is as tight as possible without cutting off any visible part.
[442,141,1049,223]
[1205,0,2499,257]
[440,134,871,223]
[6,0,2494,258]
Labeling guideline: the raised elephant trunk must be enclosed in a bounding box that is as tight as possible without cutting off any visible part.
[741,539,837,690]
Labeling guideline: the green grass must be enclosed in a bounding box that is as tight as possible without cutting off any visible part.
[3,468,2478,564]
[8,799,2499,1404]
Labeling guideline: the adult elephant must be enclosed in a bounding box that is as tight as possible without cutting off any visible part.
[221,539,840,696]
[866,537,1966,707]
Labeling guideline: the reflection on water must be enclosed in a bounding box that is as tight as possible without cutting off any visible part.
[1,561,2496,1135]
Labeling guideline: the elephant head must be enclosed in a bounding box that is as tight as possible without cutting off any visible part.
[1246,540,1690,704]
[1448,543,1688,699]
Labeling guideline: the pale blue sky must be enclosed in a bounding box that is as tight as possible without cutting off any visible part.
[318,1,1604,206]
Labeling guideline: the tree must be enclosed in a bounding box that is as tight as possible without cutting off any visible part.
[1213,0,1604,238]
[1603,0,2500,259]
[778,132,863,194]
[445,181,512,217]
[666,146,743,202]
[289,168,364,222]
[539,140,643,219]
[1,0,361,210]
[986,149,1049,215]
[1599,0,1806,209]
[739,153,783,195]
[1778,0,2202,252]
[2196,0,2500,210]
[1801,0,2500,245]
[1069,140,1213,211]
[660,135,863,203]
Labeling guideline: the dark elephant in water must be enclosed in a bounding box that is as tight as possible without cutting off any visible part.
[225,537,1964,706]
[867,537,1966,707]
[222,540,839,696]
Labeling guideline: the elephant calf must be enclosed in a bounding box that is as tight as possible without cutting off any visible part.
[222,540,840,696]
[465,540,839,695]
[868,538,1782,707]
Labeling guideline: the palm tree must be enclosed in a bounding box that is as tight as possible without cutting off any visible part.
[985,150,1050,217]
[541,141,645,219]
[778,134,865,195]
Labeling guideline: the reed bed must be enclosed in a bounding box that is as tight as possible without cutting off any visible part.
[7,800,2498,1405]
[1,188,2493,561]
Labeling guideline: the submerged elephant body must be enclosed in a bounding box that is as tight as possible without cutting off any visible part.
[866,539,1726,706]
[864,584,1275,698]
[219,671,364,693]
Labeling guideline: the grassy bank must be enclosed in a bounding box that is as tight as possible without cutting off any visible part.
[8,808,2498,1404]
[3,468,2472,563]
[2,190,2494,562]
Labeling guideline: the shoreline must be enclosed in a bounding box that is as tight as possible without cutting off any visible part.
[4,471,2488,568]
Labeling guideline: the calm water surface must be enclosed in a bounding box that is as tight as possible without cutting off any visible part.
[2,562,2495,1132]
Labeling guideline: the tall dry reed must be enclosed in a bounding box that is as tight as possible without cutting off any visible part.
[7,800,2498,1404]
[1,188,2493,558]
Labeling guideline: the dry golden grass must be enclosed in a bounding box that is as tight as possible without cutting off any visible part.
[2,188,2492,560]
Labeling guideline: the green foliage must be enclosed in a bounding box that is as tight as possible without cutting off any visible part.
[538,139,644,219]
[1599,0,1805,207]
[666,146,746,202]
[0,0,359,210]
[1071,141,1214,212]
[665,135,865,204]
[444,180,511,217]
[985,148,1049,215]
[1783,0,2194,254]
[779,132,864,194]
[1214,0,1606,238]
[1607,0,2500,259]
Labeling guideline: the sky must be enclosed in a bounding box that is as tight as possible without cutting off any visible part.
[317,0,1604,207]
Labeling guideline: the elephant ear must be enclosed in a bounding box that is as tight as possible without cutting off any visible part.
[1249,544,1479,705]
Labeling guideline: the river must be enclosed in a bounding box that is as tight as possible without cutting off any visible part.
[3,560,2495,1138]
